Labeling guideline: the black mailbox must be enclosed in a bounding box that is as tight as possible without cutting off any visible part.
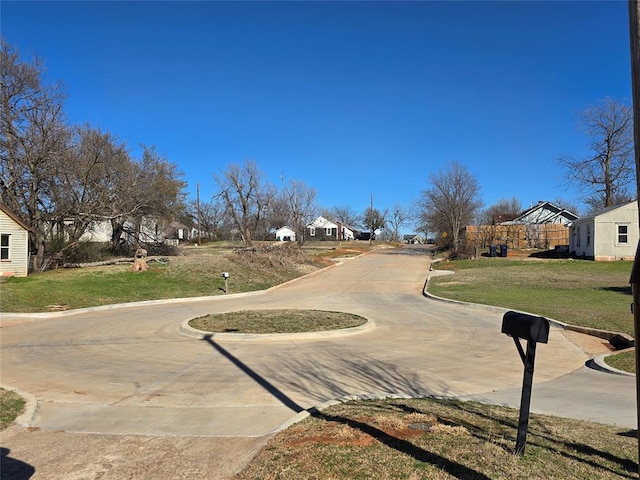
[501,310,551,455]
[501,311,550,344]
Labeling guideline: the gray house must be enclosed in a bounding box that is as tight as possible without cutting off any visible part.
[0,204,30,276]
[306,216,354,241]
[569,200,638,261]
[503,201,579,226]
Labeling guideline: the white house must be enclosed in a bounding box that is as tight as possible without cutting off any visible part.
[0,204,30,277]
[275,226,296,242]
[569,200,638,261]
[306,216,354,241]
[76,217,182,245]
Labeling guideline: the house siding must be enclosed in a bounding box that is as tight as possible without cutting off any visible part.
[0,209,29,276]
[570,201,638,261]
[306,216,354,241]
[78,221,113,242]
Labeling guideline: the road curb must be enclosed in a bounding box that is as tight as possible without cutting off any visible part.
[423,263,635,377]
[178,316,376,342]
[2,385,39,428]
[0,260,345,321]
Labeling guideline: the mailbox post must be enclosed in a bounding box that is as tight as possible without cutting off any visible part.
[221,271,229,294]
[501,311,550,455]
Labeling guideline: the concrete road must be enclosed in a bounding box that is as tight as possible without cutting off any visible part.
[1,245,636,479]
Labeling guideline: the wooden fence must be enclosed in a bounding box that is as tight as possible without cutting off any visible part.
[464,224,570,251]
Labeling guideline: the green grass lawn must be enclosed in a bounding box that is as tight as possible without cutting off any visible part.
[429,258,634,336]
[0,388,25,430]
[0,242,380,313]
[0,248,311,312]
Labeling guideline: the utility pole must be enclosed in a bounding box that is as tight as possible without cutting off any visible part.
[196,183,202,246]
[626,1,640,476]
[369,192,373,246]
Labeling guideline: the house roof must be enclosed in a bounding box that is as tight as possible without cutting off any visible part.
[570,199,637,224]
[492,213,519,224]
[307,216,356,232]
[501,201,579,225]
[0,203,31,231]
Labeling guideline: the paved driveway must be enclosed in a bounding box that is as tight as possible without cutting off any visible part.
[1,245,636,479]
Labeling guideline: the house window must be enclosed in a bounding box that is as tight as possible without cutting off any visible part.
[310,227,315,237]
[576,226,581,248]
[325,227,332,236]
[1,234,9,260]
[586,225,591,247]
[617,224,629,245]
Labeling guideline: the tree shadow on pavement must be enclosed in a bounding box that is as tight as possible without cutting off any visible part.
[265,348,453,402]
[201,335,490,479]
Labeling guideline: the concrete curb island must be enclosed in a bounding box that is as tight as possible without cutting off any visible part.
[178,316,376,342]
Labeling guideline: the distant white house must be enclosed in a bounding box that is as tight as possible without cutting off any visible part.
[0,204,30,277]
[569,200,638,261]
[275,226,296,242]
[306,216,354,241]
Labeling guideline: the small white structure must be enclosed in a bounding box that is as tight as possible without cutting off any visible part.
[569,200,638,261]
[0,204,30,277]
[306,216,354,241]
[275,226,296,242]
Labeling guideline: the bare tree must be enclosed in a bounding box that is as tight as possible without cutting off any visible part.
[281,178,317,246]
[128,145,187,244]
[266,193,291,234]
[187,197,226,241]
[552,197,581,217]
[419,161,483,252]
[387,204,409,242]
[0,39,69,268]
[214,160,275,247]
[50,125,133,244]
[362,206,386,240]
[559,98,634,209]
[482,197,522,224]
[331,205,360,227]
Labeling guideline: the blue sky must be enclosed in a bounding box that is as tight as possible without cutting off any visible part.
[1,1,633,226]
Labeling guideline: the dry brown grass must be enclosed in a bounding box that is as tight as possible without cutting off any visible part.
[234,397,638,480]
